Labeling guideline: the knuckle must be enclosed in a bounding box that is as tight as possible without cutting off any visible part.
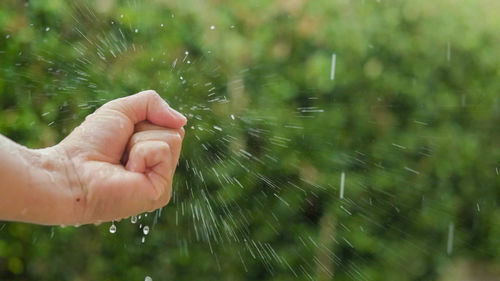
[157,190,172,209]
[105,98,124,110]
[129,134,140,146]
[169,132,182,145]
[173,132,183,143]
[157,142,171,155]
[141,89,159,99]
[162,194,172,207]
[134,142,147,154]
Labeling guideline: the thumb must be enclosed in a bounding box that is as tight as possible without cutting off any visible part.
[102,90,187,128]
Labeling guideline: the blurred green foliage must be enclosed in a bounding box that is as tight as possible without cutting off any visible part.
[1,0,499,280]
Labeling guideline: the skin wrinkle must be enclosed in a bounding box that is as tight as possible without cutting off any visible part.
[59,145,87,224]
[126,126,180,206]
[130,140,169,200]
[126,124,181,210]
[151,142,172,200]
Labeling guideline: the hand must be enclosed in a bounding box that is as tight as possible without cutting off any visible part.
[57,90,186,225]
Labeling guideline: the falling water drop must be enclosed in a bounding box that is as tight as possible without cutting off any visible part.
[447,222,454,255]
[446,41,451,61]
[131,216,137,224]
[330,53,336,80]
[340,172,345,199]
[143,225,150,235]
[109,223,117,234]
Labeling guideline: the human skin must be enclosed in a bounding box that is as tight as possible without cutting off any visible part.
[0,90,186,226]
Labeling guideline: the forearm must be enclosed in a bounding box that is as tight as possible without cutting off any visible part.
[0,135,76,225]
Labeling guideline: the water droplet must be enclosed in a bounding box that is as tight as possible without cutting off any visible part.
[109,223,117,234]
[330,53,336,80]
[120,14,124,18]
[135,29,139,33]
[231,114,235,120]
[143,225,150,235]
[141,236,146,243]
[210,25,215,30]
[145,277,152,281]
[130,216,137,224]
[185,51,189,55]
[160,23,164,27]
[45,27,50,32]
[5,34,10,39]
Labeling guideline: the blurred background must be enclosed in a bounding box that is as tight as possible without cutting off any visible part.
[1,0,499,280]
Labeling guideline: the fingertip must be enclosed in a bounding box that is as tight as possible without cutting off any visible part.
[125,158,139,173]
[146,91,186,128]
[168,107,187,126]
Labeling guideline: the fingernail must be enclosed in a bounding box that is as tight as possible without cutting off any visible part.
[169,107,187,122]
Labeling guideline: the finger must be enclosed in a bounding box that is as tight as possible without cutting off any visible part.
[135,121,185,138]
[135,130,182,176]
[82,163,159,223]
[126,130,182,153]
[125,140,173,200]
[99,90,187,129]
[121,126,183,164]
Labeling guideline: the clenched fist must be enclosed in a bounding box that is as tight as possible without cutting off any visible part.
[0,90,186,225]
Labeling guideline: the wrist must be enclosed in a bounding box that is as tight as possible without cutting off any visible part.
[23,145,84,225]
[0,134,80,225]
[41,145,87,225]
